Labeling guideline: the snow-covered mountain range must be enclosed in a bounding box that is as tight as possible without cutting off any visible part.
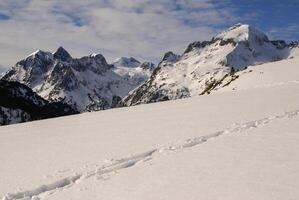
[1,23,299,125]
[121,24,298,106]
[1,48,155,112]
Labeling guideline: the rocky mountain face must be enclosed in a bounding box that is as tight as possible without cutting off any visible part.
[120,24,297,106]
[1,48,155,112]
[0,80,76,125]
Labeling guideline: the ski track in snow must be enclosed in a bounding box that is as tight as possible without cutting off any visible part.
[2,109,299,200]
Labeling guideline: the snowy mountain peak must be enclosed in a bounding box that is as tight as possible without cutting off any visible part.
[53,47,72,62]
[120,24,294,106]
[16,50,54,73]
[215,23,269,44]
[112,57,141,68]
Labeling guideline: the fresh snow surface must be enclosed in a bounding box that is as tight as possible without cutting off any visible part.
[1,58,299,200]
[216,57,299,92]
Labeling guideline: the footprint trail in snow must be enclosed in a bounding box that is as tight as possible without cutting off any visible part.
[2,109,299,200]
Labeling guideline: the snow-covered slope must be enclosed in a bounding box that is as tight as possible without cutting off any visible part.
[1,57,299,200]
[215,57,299,92]
[121,24,295,106]
[1,48,154,112]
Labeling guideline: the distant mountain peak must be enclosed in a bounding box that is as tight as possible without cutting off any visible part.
[16,50,54,71]
[112,57,141,68]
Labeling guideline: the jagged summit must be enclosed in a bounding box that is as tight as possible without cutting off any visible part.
[53,47,72,62]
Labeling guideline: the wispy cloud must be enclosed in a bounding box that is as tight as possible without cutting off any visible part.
[268,24,299,41]
[0,0,241,68]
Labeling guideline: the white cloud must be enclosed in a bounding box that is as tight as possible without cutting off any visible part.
[0,0,238,67]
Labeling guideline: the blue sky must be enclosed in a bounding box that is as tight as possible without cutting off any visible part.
[0,0,298,69]
[228,0,299,40]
